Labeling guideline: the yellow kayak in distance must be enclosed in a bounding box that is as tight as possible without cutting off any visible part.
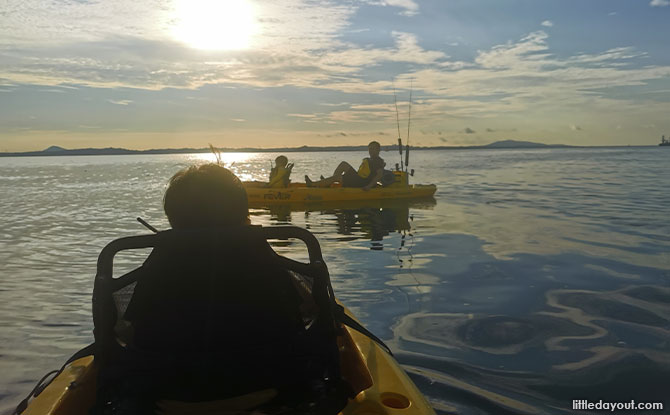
[244,182,437,205]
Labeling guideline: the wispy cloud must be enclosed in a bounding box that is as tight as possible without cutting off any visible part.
[38,88,66,93]
[365,0,419,16]
[287,113,318,118]
[397,31,670,121]
[541,20,554,27]
[650,0,670,6]
[317,131,387,138]
[107,99,133,105]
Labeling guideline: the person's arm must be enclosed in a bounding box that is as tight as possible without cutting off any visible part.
[362,168,383,191]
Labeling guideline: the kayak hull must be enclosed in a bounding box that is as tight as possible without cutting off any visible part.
[22,356,96,415]
[244,182,437,205]
[21,306,435,415]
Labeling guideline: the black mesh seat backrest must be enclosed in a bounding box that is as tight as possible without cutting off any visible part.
[92,225,343,403]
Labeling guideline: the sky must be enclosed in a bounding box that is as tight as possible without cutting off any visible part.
[1,0,669,152]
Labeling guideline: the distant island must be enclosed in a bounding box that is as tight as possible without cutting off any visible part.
[1,140,575,157]
[481,140,570,149]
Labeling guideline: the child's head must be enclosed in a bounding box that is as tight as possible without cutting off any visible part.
[163,163,249,229]
[275,155,288,167]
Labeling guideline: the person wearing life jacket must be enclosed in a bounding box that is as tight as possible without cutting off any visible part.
[267,155,293,188]
[118,164,317,411]
[305,141,385,190]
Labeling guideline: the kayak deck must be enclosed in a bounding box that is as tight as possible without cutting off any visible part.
[22,306,435,415]
[244,182,437,205]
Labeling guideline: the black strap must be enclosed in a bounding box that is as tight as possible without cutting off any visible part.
[13,343,95,415]
[334,304,393,356]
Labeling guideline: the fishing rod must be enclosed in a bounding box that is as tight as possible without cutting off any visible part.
[405,80,412,175]
[392,78,415,176]
[393,80,404,172]
[137,217,158,233]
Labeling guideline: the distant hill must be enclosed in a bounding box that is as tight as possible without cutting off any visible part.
[44,145,67,152]
[483,140,569,148]
[1,140,575,157]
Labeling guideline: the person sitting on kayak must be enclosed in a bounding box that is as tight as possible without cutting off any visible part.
[121,163,317,408]
[125,163,304,350]
[267,155,293,188]
[305,141,385,190]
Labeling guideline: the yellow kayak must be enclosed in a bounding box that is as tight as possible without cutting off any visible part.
[19,304,435,415]
[15,226,436,415]
[244,182,437,205]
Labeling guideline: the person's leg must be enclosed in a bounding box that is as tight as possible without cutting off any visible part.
[306,162,356,187]
[331,161,356,177]
[306,175,337,187]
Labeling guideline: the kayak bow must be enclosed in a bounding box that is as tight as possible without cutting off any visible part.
[20,304,435,415]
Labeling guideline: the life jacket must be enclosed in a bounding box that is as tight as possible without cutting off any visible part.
[268,166,291,188]
[357,157,385,181]
[357,158,371,178]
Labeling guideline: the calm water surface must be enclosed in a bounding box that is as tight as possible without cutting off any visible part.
[1,148,669,414]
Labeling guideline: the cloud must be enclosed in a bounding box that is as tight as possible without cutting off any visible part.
[318,102,350,107]
[568,47,646,65]
[570,124,582,131]
[0,29,448,91]
[387,30,670,122]
[38,88,66,93]
[107,99,133,105]
[462,127,476,134]
[317,131,383,138]
[541,20,554,27]
[650,0,670,6]
[474,31,551,69]
[318,31,447,73]
[287,113,317,118]
[365,0,419,16]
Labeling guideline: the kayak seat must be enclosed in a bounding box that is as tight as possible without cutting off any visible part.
[91,226,352,414]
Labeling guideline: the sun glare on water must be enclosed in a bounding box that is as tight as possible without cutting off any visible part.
[172,0,258,50]
[190,152,262,181]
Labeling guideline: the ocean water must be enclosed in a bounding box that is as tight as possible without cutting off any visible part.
[1,147,669,414]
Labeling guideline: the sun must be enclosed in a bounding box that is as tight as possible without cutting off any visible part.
[172,0,258,50]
